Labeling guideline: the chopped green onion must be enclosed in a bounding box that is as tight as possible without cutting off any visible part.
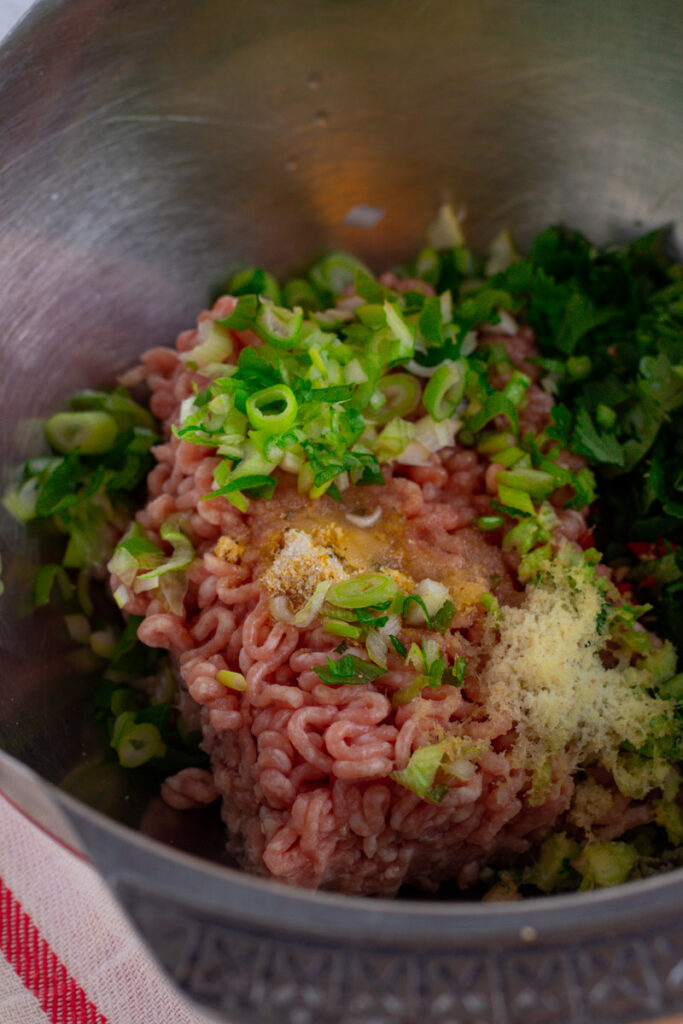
[497,468,556,498]
[573,842,637,890]
[518,543,553,582]
[595,403,617,431]
[309,252,372,298]
[111,713,167,768]
[473,515,504,532]
[323,618,362,639]
[326,572,398,609]
[401,593,432,629]
[354,269,386,304]
[480,593,501,618]
[496,483,535,516]
[45,411,118,455]
[90,628,118,659]
[426,203,466,250]
[423,360,467,421]
[389,634,407,658]
[216,669,248,692]
[566,355,592,380]
[229,267,280,303]
[659,673,683,701]
[254,300,303,348]
[494,446,526,468]
[414,246,440,285]
[432,599,457,633]
[501,371,531,408]
[215,294,259,330]
[366,374,421,424]
[282,278,320,311]
[452,656,467,685]
[476,431,515,456]
[467,393,518,435]
[503,517,543,555]
[653,800,683,845]
[485,229,518,276]
[383,301,416,359]
[64,613,91,645]
[392,676,429,706]
[33,563,72,608]
[314,654,386,686]
[374,417,415,461]
[180,322,233,371]
[3,476,39,521]
[391,735,481,801]
[391,742,446,799]
[523,833,581,894]
[246,384,298,434]
[638,642,677,687]
[137,517,194,582]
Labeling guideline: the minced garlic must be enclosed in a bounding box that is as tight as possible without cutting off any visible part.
[260,529,347,607]
[214,536,244,563]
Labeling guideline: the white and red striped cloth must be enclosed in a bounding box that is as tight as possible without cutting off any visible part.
[0,793,216,1024]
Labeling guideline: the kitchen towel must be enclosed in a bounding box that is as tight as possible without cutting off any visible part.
[0,793,216,1024]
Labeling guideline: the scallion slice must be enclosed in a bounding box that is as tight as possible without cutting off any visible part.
[366,374,421,424]
[423,360,467,422]
[326,572,398,609]
[45,411,118,455]
[246,384,298,434]
[112,714,167,768]
[254,301,303,348]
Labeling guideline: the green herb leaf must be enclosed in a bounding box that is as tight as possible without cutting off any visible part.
[314,654,386,686]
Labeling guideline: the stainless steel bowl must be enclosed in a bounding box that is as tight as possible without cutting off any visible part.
[1,2,682,1021]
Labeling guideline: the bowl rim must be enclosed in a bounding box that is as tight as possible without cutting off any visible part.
[28,757,680,945]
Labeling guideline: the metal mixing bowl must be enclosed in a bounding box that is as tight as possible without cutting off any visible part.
[1,2,682,1021]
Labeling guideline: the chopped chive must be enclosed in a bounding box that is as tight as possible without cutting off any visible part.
[473,515,504,532]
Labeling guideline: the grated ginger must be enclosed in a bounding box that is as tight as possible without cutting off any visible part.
[483,561,674,774]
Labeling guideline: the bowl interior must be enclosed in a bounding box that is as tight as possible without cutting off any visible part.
[0,0,682,870]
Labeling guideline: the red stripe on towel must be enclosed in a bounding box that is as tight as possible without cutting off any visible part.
[0,878,109,1024]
